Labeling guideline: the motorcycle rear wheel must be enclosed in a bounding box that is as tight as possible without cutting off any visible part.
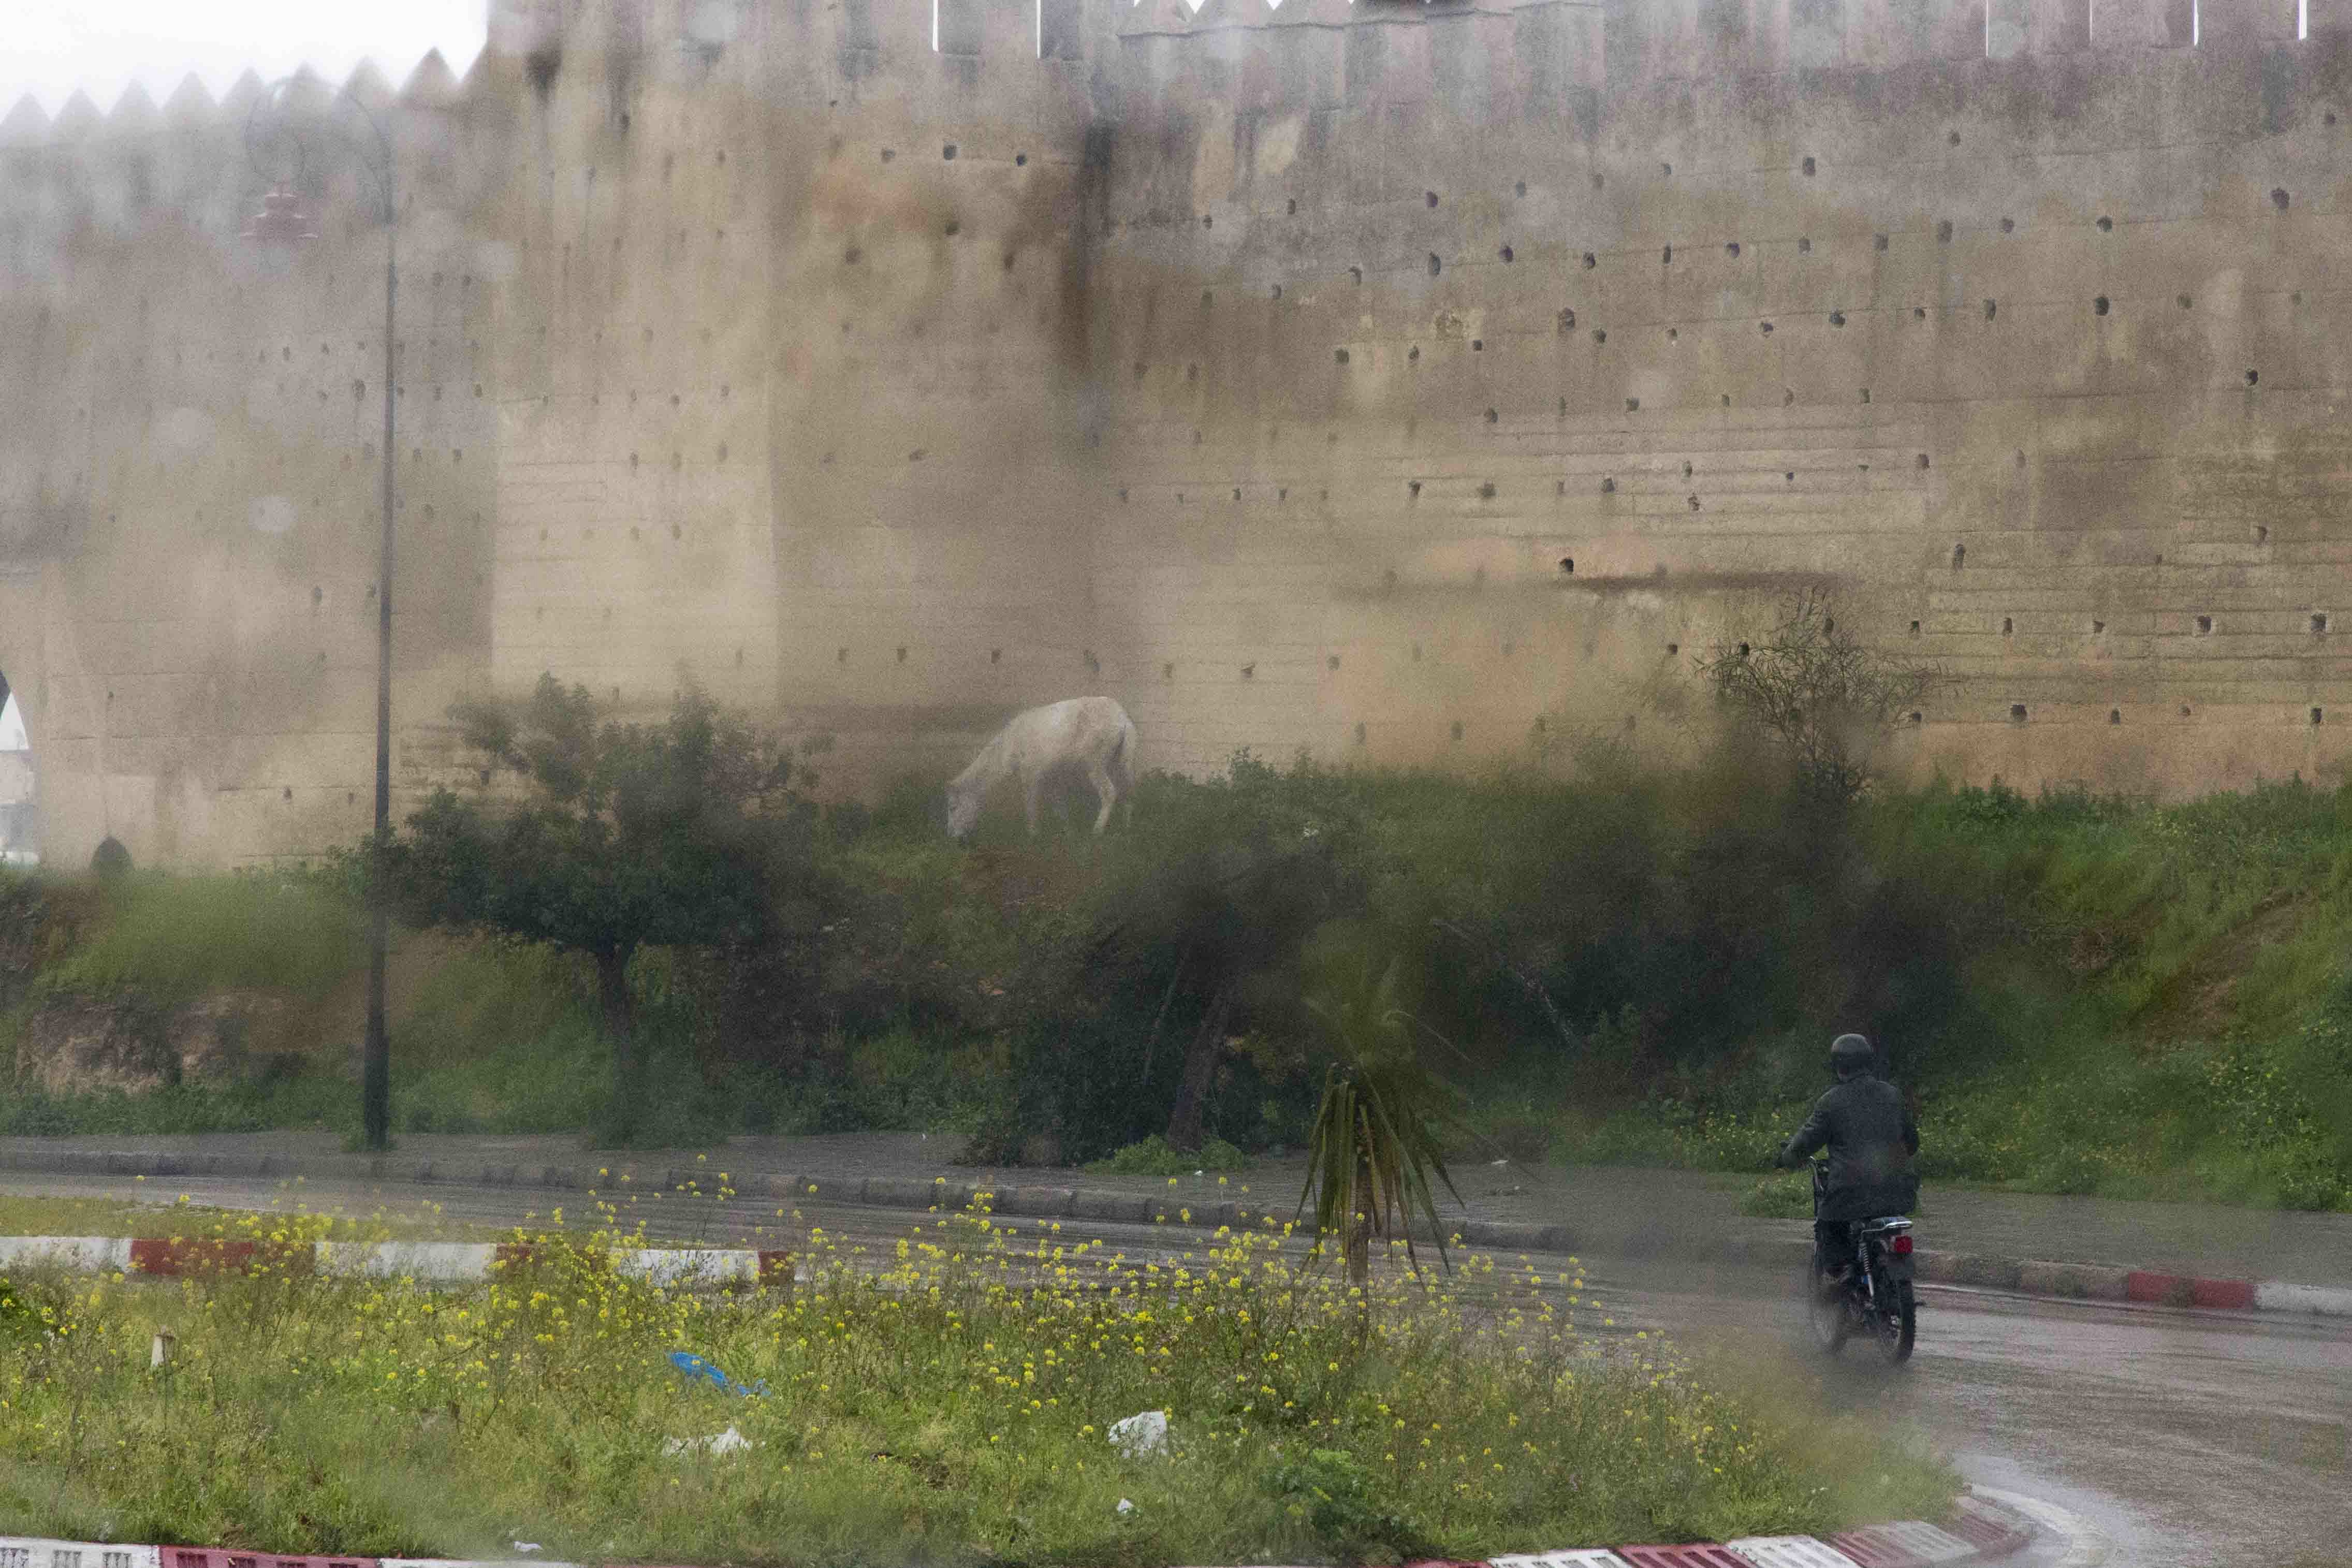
[1869,1279,1917,1365]
[1804,1253,1849,1355]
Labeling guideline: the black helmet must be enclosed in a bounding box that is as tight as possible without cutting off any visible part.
[1830,1033,1875,1078]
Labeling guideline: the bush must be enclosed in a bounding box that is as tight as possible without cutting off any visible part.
[1089,1135,1250,1176]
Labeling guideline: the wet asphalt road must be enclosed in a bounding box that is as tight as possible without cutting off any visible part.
[2,1168,2345,1567]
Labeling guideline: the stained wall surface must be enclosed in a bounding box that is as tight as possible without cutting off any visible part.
[7,0,2352,866]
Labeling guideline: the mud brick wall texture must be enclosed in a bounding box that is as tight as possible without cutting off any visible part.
[6,0,2352,866]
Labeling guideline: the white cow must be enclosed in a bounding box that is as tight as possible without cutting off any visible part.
[946,696,1137,840]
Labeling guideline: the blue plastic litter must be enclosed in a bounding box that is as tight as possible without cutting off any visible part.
[668,1350,768,1397]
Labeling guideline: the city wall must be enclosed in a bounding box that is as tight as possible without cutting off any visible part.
[6,0,2352,866]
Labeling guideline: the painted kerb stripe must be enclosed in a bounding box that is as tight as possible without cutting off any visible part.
[0,1541,159,1568]
[0,1237,131,1272]
[1725,1537,1869,1567]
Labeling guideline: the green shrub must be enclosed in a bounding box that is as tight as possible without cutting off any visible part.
[1089,1134,1250,1176]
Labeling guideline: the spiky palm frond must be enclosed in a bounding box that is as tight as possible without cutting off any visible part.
[1296,956,1464,1283]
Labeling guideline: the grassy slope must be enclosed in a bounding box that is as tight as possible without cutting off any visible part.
[3,775,2350,1210]
[1548,782,2352,1209]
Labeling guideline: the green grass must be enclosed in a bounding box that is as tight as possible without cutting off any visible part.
[31,872,364,1006]
[0,1207,1956,1564]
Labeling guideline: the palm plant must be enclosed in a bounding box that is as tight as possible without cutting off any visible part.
[1296,944,1465,1290]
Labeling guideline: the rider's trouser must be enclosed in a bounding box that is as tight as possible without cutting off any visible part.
[1814,1220,1859,1278]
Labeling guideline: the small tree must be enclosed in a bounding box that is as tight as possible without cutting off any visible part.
[1694,590,1950,803]
[1295,940,1463,1292]
[382,675,824,1142]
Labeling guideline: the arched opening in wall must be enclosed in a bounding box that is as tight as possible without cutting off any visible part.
[0,676,39,867]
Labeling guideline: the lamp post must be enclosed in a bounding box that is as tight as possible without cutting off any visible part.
[244,78,397,1151]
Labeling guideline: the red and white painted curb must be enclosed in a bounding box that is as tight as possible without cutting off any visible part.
[1,1227,2342,1318]
[0,1236,800,1285]
[0,1492,2036,1568]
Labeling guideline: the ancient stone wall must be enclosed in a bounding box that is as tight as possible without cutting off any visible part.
[7,0,2352,866]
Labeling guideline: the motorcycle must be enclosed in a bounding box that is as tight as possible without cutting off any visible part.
[1804,1159,1917,1364]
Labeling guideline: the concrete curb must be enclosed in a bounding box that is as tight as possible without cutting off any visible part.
[0,1492,2038,1568]
[0,1236,800,1285]
[4,1145,2347,1317]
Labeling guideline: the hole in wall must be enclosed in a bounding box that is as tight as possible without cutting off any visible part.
[2094,296,2109,315]
[1802,156,1817,175]
[2110,709,2123,724]
[1428,254,1441,276]
[1830,311,1845,327]
[2000,217,2014,233]
[2314,613,2329,634]
[1425,190,1439,208]
[1335,348,1350,365]
[2196,616,2213,634]
[1500,246,1514,263]
[2003,617,2014,635]
[1936,219,1953,242]
[2247,369,2260,386]
[2273,188,2290,211]
[1582,252,1596,269]
[1909,620,1921,636]
[1984,300,1997,321]
[2316,708,2327,726]
[1726,241,1741,258]
[2010,705,2028,722]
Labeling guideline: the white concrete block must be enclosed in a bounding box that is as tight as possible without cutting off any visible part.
[0,1540,160,1568]
[0,1237,132,1273]
[1726,1538,1867,1567]
[2254,1281,2352,1316]
[318,1241,502,1280]
[616,1247,758,1284]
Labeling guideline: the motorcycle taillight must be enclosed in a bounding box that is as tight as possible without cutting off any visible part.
[1891,1233,1913,1256]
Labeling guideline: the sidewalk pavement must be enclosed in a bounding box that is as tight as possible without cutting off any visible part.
[3,1127,2346,1295]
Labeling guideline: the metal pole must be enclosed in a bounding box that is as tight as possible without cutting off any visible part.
[362,166,396,1152]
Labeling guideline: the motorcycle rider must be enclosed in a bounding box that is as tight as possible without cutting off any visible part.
[1776,1032,1920,1293]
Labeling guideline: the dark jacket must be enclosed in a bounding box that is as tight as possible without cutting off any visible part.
[1778,1073,1920,1221]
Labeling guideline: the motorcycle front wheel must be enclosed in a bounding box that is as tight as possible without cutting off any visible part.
[1869,1278,1917,1365]
[1804,1253,1849,1355]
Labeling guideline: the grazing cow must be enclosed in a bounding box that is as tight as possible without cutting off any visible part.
[946,697,1136,840]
